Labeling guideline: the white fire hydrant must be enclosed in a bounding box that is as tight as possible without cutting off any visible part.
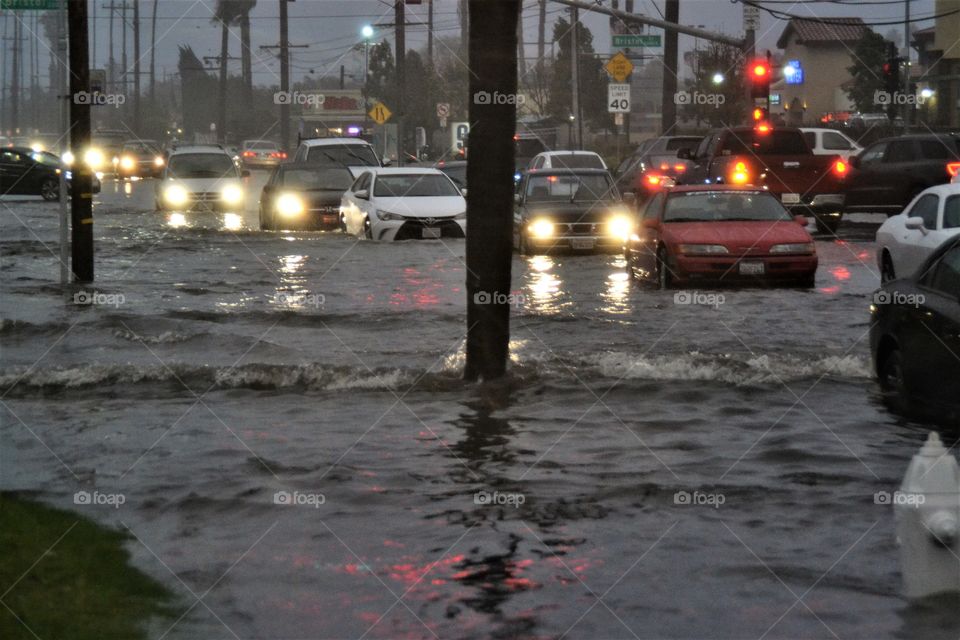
[895,432,960,599]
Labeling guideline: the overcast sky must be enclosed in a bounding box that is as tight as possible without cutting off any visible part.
[6,0,941,89]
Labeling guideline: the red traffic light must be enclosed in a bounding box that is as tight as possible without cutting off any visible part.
[751,62,770,79]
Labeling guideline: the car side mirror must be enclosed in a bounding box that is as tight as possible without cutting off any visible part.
[848,155,860,169]
[460,188,468,197]
[676,148,692,160]
[794,215,807,226]
[241,169,251,178]
[355,189,369,200]
[381,158,392,166]
[905,216,926,232]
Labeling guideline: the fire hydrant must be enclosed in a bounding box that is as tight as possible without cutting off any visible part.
[895,432,960,599]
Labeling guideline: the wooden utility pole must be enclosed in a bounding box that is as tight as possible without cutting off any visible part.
[107,1,115,90]
[279,0,290,152]
[149,0,157,99]
[570,5,581,149]
[660,0,679,133]
[68,0,94,283]
[427,0,434,64]
[217,8,229,143]
[395,0,405,164]
[133,0,141,132]
[464,0,520,381]
[537,0,546,62]
[11,13,19,132]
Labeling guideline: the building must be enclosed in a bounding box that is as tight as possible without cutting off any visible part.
[774,17,870,125]
[911,0,960,128]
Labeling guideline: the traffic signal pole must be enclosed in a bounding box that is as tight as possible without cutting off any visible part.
[67,0,94,283]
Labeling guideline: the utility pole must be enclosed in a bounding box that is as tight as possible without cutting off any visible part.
[660,0,679,134]
[1,14,7,133]
[121,1,128,97]
[570,5,581,149]
[395,0,406,165]
[339,64,345,89]
[902,0,910,132]
[133,0,141,132]
[68,0,95,283]
[279,0,291,153]
[517,4,525,76]
[58,2,68,284]
[149,0,157,99]
[217,18,229,144]
[537,0,545,62]
[107,1,115,91]
[11,12,19,133]
[427,0,434,64]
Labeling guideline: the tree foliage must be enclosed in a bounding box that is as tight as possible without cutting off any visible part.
[546,17,611,132]
[847,31,888,112]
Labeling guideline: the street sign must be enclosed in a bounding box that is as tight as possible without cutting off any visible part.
[743,4,760,31]
[1,0,59,9]
[436,102,450,118]
[607,83,630,113]
[612,34,661,48]
[369,101,392,125]
[604,52,634,83]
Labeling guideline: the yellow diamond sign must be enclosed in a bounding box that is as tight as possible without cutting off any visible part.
[605,52,634,83]
[369,102,392,125]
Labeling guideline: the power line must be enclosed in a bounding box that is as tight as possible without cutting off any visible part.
[739,0,959,25]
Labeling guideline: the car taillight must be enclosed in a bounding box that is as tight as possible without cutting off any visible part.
[833,159,848,176]
[674,164,686,173]
[947,162,960,177]
[731,161,749,184]
[659,162,669,171]
[646,174,663,186]
[755,122,772,134]
[242,150,255,157]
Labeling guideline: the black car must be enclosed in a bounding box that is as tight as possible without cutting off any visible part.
[115,139,164,178]
[259,163,354,231]
[843,134,960,216]
[0,146,100,201]
[612,135,702,196]
[513,168,631,254]
[871,235,960,417]
[435,160,467,190]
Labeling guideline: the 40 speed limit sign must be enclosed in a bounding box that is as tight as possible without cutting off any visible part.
[607,83,630,113]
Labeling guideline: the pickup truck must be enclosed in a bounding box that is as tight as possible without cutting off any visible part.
[677,126,847,233]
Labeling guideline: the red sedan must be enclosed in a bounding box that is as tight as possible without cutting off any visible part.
[625,185,818,288]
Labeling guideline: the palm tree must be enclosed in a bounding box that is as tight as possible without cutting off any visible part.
[236,0,256,102]
[212,1,242,142]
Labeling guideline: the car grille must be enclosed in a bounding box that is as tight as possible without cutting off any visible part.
[556,222,601,235]
[191,192,220,202]
[394,219,464,240]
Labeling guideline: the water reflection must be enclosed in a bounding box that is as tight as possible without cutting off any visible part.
[223,212,243,231]
[522,255,563,313]
[600,257,632,314]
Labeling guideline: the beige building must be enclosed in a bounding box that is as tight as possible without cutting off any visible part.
[914,0,960,127]
[774,18,870,125]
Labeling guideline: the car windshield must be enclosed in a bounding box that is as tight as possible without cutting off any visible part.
[281,168,353,190]
[526,174,615,202]
[123,142,158,154]
[373,174,460,197]
[306,144,379,166]
[721,130,809,155]
[665,137,701,151]
[438,165,466,188]
[246,140,277,150]
[546,154,604,169]
[167,153,237,178]
[663,191,791,222]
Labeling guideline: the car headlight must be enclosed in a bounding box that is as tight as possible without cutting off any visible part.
[120,156,135,170]
[276,192,305,217]
[608,214,633,240]
[677,244,729,255]
[221,184,244,205]
[376,210,405,221]
[83,148,105,170]
[529,218,554,239]
[770,242,815,255]
[164,184,189,207]
[454,211,466,220]
[62,150,75,166]
[154,156,165,167]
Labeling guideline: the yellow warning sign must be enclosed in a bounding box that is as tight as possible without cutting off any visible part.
[369,102,392,125]
[605,51,634,82]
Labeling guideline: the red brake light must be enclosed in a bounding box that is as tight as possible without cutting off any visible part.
[646,174,662,186]
[674,164,686,173]
[833,159,848,176]
[731,162,749,184]
[659,162,669,171]
[947,162,960,177]
[756,122,772,134]
[242,150,255,157]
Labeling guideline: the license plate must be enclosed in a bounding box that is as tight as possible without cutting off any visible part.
[781,193,801,204]
[739,261,765,275]
[422,227,441,239]
[571,238,595,250]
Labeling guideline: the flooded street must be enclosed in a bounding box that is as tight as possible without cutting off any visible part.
[2,175,957,639]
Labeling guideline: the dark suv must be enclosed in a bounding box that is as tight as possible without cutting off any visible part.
[843,134,960,216]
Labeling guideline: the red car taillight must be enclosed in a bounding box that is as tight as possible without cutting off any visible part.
[242,150,255,157]
[947,162,960,177]
[833,159,848,177]
[269,151,286,159]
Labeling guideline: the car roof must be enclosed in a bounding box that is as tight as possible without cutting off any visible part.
[872,133,960,143]
[280,162,352,171]
[536,150,602,156]
[912,182,960,197]
[668,184,772,194]
[364,167,444,176]
[300,137,372,147]
[527,168,610,175]
[168,145,232,157]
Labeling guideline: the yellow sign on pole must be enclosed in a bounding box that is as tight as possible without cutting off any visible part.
[369,102,392,125]
[604,52,634,83]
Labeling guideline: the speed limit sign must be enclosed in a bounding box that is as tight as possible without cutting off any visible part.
[607,83,630,113]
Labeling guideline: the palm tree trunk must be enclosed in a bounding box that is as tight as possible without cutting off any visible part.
[217,20,228,143]
[240,10,252,101]
[464,0,520,381]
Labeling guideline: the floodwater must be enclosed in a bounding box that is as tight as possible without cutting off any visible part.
[2,174,958,639]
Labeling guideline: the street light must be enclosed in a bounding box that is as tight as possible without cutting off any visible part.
[361,24,374,40]
[712,72,724,85]
[361,25,374,84]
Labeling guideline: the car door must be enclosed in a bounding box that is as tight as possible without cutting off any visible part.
[822,130,858,160]
[0,150,30,194]
[844,141,889,210]
[343,172,369,234]
[898,194,941,276]
[908,244,960,406]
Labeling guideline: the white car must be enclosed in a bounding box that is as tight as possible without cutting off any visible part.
[528,150,607,171]
[340,168,466,241]
[155,144,249,213]
[877,182,960,282]
[799,127,863,160]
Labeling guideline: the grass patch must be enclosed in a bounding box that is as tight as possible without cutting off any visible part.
[0,493,174,640]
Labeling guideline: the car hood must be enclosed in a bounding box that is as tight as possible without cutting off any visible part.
[526,201,623,222]
[161,177,242,192]
[663,220,813,251]
[374,195,466,217]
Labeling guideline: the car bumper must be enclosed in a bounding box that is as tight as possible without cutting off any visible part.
[373,219,466,241]
[783,194,843,214]
[670,254,818,283]
[527,234,624,252]
[243,157,281,168]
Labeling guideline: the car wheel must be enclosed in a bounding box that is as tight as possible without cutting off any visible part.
[363,217,373,240]
[878,348,911,414]
[880,252,896,283]
[40,178,59,201]
[259,207,271,231]
[657,247,674,289]
[797,273,816,288]
[814,213,841,235]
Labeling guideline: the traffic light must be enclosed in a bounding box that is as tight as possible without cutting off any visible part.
[883,41,900,95]
[749,59,771,100]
